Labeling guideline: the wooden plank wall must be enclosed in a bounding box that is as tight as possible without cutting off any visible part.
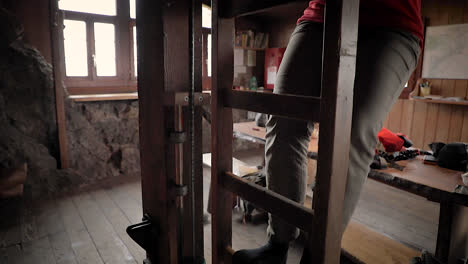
[383,0,468,150]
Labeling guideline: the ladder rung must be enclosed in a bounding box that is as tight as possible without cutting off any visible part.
[222,171,314,231]
[224,90,320,121]
[219,0,305,18]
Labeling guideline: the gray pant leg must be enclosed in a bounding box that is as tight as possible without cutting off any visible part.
[266,22,323,243]
[341,28,420,231]
[265,23,420,243]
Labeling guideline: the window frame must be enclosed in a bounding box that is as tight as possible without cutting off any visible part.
[59,0,137,95]
[202,27,211,90]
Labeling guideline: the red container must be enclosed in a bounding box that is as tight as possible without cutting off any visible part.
[264,47,286,90]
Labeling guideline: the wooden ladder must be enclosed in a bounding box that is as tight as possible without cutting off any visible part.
[210,0,360,263]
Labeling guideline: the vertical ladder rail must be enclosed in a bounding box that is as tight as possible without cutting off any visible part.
[211,0,235,261]
[138,0,176,262]
[137,0,197,263]
[310,0,359,263]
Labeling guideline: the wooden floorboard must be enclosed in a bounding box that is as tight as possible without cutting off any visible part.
[0,199,22,248]
[0,149,441,263]
[15,236,57,264]
[91,189,146,263]
[0,244,22,264]
[49,230,78,264]
[35,199,65,239]
[71,192,136,264]
[20,198,38,244]
[58,197,104,264]
[106,184,143,225]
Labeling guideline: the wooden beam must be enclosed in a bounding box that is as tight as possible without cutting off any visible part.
[224,90,321,121]
[223,172,314,231]
[211,0,234,262]
[435,198,453,262]
[219,0,308,18]
[49,0,69,169]
[308,0,360,263]
[137,0,177,262]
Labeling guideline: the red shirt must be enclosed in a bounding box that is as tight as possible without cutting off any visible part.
[298,0,424,44]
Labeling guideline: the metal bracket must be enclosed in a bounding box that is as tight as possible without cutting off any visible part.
[164,92,211,106]
[171,183,188,197]
[169,131,187,143]
[126,214,156,252]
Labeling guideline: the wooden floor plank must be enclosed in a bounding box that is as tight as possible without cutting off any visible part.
[36,199,65,238]
[90,189,146,263]
[0,199,22,248]
[16,236,57,264]
[58,197,104,264]
[126,181,143,204]
[0,156,443,264]
[0,244,22,264]
[106,184,143,224]
[359,180,439,226]
[343,220,420,264]
[72,192,136,264]
[49,230,78,264]
[20,198,38,243]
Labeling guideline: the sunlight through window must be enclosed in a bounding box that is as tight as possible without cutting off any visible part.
[133,26,137,77]
[207,34,211,77]
[59,0,116,16]
[130,0,136,19]
[94,23,117,76]
[63,20,88,77]
[202,4,211,28]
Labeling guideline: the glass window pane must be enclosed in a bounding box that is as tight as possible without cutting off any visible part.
[94,23,116,76]
[202,5,211,28]
[59,0,116,16]
[133,26,137,77]
[63,20,88,77]
[207,34,211,77]
[130,0,136,19]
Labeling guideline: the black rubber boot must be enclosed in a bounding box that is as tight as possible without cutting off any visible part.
[299,249,310,264]
[232,239,289,264]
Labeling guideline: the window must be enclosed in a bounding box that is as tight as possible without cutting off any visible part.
[202,4,212,90]
[59,0,137,95]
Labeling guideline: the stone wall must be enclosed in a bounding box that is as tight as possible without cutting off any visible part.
[66,100,140,181]
[0,7,82,197]
[0,7,141,197]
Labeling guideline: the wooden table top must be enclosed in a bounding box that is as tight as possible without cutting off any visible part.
[233,121,465,195]
[233,121,318,152]
[375,157,464,194]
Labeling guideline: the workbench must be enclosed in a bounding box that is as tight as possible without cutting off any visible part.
[233,121,468,263]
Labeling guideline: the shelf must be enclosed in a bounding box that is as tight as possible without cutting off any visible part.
[234,46,265,51]
[69,92,138,102]
[411,97,468,106]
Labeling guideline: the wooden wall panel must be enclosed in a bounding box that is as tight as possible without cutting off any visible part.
[408,101,428,148]
[422,103,438,148]
[383,0,468,149]
[400,100,415,136]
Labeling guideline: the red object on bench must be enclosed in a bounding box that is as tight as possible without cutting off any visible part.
[378,127,405,153]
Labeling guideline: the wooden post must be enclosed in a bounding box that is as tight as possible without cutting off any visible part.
[309,0,360,263]
[435,198,453,262]
[211,0,234,263]
[137,0,174,262]
[49,0,69,169]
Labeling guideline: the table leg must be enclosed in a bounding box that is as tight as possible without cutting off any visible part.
[435,199,453,262]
